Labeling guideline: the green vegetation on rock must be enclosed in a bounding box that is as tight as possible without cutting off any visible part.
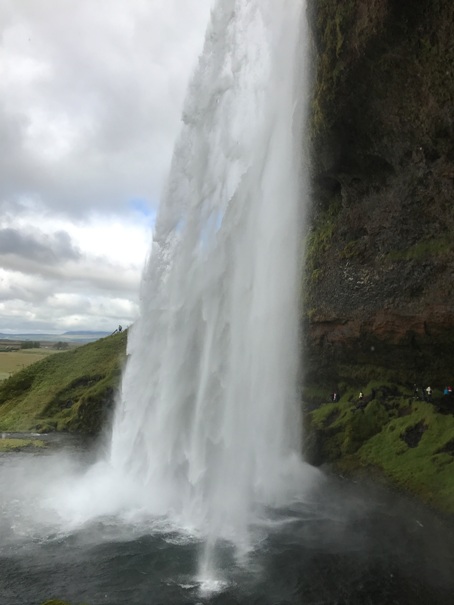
[305,0,454,386]
[0,438,46,452]
[386,235,454,262]
[306,382,454,515]
[0,331,127,434]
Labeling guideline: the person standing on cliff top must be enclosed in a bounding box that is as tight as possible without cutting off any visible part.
[426,386,432,401]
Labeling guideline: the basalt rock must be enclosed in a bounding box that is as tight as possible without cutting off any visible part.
[305,0,454,387]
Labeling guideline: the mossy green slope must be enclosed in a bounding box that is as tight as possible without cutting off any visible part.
[0,438,46,452]
[306,383,454,515]
[0,331,127,434]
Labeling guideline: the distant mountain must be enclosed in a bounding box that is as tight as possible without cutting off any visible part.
[0,333,57,341]
[62,331,110,336]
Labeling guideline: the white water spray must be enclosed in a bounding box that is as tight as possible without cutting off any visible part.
[110,0,314,554]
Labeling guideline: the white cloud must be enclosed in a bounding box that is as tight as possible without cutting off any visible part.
[0,0,213,332]
[0,206,150,331]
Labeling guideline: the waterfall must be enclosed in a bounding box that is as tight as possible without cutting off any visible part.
[109,0,313,553]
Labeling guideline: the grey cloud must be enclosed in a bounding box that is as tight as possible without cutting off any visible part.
[0,256,140,333]
[0,252,139,299]
[0,274,49,303]
[0,295,136,334]
[0,0,212,219]
[0,228,81,264]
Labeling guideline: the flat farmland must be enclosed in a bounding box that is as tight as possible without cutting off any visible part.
[0,349,58,380]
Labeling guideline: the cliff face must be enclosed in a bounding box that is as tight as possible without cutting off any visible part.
[305,0,454,386]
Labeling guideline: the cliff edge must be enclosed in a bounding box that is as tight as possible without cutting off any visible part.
[305,0,454,387]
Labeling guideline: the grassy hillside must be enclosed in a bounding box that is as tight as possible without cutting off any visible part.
[305,382,454,515]
[0,331,127,434]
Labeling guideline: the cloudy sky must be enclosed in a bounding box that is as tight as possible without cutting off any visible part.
[0,0,212,334]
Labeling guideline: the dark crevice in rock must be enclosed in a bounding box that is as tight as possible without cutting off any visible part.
[401,421,427,448]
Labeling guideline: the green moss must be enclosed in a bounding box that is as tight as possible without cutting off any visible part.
[310,268,324,282]
[305,307,317,320]
[339,239,363,259]
[387,236,454,261]
[304,199,341,284]
[0,438,46,452]
[336,363,410,385]
[342,401,389,454]
[311,401,343,428]
[308,382,454,514]
[302,384,331,402]
[357,404,454,513]
[310,0,387,136]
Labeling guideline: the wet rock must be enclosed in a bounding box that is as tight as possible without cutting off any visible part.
[305,0,454,387]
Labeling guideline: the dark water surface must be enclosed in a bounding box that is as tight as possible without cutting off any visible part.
[0,436,453,605]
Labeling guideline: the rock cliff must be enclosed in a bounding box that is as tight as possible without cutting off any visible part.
[305,0,454,387]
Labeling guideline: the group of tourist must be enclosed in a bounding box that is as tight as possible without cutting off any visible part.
[414,385,433,401]
[329,385,454,407]
[413,384,454,401]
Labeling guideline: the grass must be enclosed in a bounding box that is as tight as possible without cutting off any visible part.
[0,438,47,452]
[386,235,454,262]
[0,331,127,434]
[307,383,454,515]
[0,349,59,380]
[357,403,454,512]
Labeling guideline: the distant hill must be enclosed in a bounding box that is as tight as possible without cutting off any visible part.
[0,331,110,343]
[0,331,127,434]
[62,330,111,336]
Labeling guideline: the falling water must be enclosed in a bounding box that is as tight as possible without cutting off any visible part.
[109,0,313,568]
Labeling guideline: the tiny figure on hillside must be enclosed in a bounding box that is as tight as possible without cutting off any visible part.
[444,386,449,396]
[355,391,365,410]
[425,385,432,401]
[118,325,123,332]
[332,392,338,402]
